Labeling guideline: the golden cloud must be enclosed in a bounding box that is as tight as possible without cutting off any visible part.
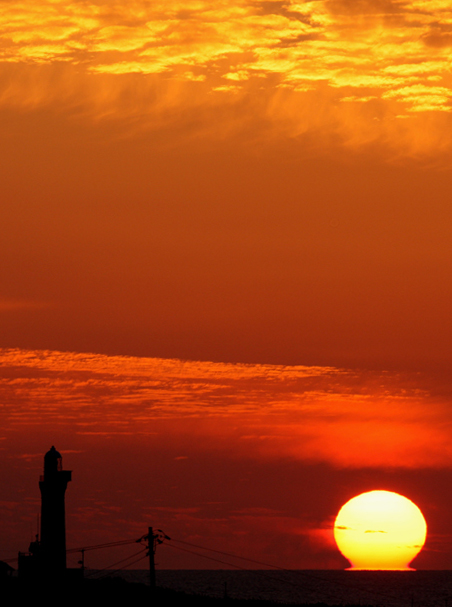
[2,348,452,469]
[1,1,452,153]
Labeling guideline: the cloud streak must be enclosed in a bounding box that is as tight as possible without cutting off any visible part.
[1,1,452,153]
[2,348,452,469]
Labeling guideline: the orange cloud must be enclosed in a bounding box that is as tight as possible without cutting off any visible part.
[0,298,50,311]
[2,348,452,469]
[1,2,452,153]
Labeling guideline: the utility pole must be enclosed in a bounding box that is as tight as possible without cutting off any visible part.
[142,527,170,595]
[148,526,156,592]
[78,548,85,577]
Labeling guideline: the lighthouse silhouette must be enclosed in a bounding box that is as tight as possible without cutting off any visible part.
[39,446,72,574]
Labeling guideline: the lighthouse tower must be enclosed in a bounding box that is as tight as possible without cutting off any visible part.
[39,446,72,574]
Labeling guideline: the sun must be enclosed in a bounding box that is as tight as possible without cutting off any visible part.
[334,490,427,570]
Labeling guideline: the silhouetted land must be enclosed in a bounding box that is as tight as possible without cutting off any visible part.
[1,577,374,607]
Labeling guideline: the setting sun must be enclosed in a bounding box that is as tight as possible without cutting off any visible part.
[334,491,427,571]
[5,0,452,579]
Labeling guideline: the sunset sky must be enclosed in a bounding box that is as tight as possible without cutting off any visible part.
[2,0,452,571]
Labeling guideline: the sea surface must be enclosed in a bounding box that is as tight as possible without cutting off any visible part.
[105,570,452,607]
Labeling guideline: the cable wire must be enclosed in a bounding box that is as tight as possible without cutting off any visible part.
[85,547,148,579]
[166,537,406,606]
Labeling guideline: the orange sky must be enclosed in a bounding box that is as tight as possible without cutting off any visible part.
[2,0,452,571]
[1,348,452,570]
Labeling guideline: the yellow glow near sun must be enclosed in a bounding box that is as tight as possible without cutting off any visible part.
[334,490,427,570]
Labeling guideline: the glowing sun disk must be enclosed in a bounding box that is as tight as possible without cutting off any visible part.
[334,490,427,570]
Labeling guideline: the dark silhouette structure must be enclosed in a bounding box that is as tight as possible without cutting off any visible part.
[18,446,72,581]
[0,560,14,579]
[39,446,72,575]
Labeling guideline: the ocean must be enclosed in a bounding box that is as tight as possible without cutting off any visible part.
[105,570,452,607]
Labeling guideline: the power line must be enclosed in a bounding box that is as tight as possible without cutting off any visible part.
[165,537,406,606]
[86,547,148,579]
[163,542,350,604]
[67,538,139,553]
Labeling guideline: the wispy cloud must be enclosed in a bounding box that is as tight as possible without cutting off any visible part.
[1,1,452,153]
[0,298,51,311]
[2,348,452,469]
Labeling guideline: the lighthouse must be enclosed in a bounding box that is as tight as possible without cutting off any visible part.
[39,446,72,574]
